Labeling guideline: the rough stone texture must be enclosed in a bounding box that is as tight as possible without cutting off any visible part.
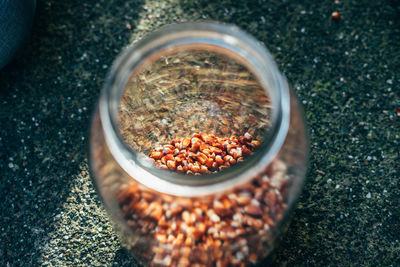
[0,0,399,266]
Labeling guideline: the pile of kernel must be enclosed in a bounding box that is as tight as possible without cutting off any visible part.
[149,132,260,175]
[116,157,288,266]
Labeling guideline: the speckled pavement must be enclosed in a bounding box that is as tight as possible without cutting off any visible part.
[1,0,399,266]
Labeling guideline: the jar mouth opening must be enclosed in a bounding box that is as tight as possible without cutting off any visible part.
[99,22,290,196]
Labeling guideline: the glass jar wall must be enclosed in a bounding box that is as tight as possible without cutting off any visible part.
[89,22,308,266]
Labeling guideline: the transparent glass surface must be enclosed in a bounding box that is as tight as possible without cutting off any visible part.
[119,48,271,157]
[117,47,276,186]
[89,22,308,267]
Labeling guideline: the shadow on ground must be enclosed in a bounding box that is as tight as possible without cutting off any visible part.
[0,0,143,265]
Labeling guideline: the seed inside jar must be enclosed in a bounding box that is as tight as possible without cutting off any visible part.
[149,132,260,175]
[116,157,289,266]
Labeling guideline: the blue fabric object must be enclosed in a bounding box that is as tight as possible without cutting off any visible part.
[0,0,36,69]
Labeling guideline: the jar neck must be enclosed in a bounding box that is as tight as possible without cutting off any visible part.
[99,22,290,197]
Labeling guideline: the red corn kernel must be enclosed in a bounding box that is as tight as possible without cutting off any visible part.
[251,140,261,148]
[200,165,209,173]
[206,158,214,168]
[192,133,201,138]
[196,153,208,165]
[332,11,340,20]
[191,140,200,152]
[210,146,222,154]
[230,136,238,143]
[238,136,245,144]
[200,132,209,142]
[202,149,211,157]
[211,162,218,170]
[224,155,233,162]
[163,147,173,154]
[191,164,200,172]
[160,164,168,170]
[199,143,208,151]
[181,138,191,148]
[164,144,174,150]
[164,154,174,161]
[170,140,177,146]
[244,132,253,142]
[242,146,251,155]
[150,151,163,160]
[167,160,176,170]
[215,155,224,166]
[244,204,262,217]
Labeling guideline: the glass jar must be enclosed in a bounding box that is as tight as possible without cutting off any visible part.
[89,22,308,266]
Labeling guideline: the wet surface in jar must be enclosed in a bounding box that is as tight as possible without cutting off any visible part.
[149,132,260,175]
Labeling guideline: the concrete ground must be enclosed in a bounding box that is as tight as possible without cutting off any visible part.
[1,0,399,266]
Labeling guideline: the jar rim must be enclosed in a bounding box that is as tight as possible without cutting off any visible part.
[99,21,291,196]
